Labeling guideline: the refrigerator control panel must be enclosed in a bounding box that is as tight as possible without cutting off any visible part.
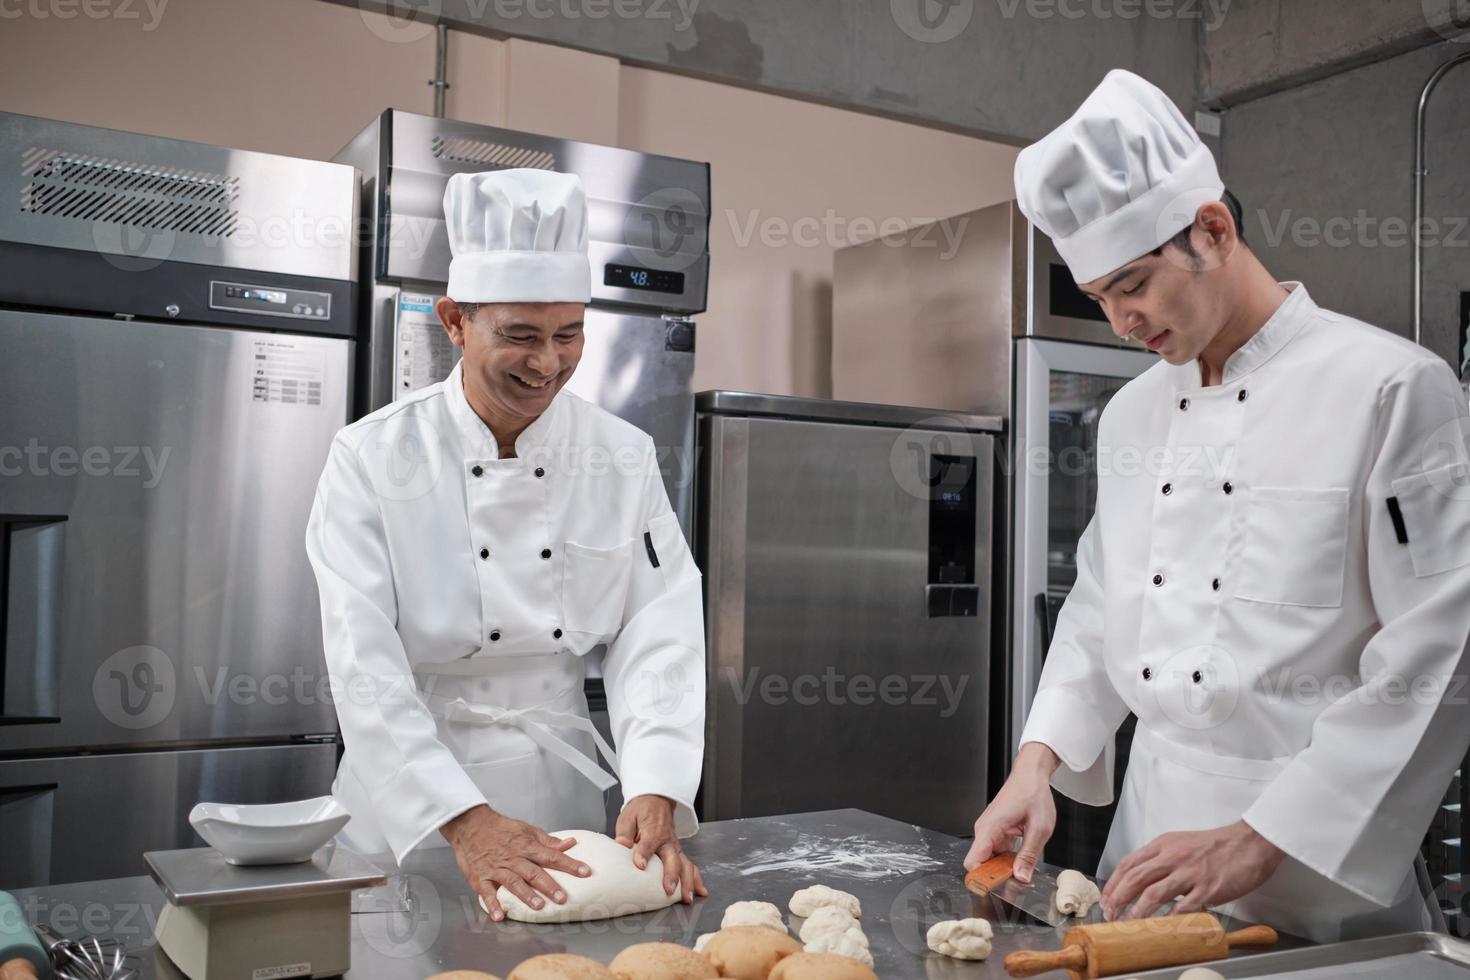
[210,281,332,321]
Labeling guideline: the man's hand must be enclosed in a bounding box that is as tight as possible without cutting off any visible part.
[440,805,591,922]
[615,794,708,904]
[1100,820,1286,920]
[963,742,1060,883]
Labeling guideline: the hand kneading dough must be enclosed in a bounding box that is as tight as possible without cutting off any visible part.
[1177,970,1226,980]
[925,919,993,961]
[608,943,718,980]
[701,926,803,980]
[797,906,858,944]
[508,954,616,980]
[768,953,877,980]
[721,900,787,933]
[801,929,872,967]
[1054,869,1103,917]
[788,885,861,920]
[483,831,677,923]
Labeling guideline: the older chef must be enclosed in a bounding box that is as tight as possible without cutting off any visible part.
[306,169,707,919]
[966,70,1470,943]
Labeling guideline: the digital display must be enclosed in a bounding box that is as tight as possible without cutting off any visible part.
[225,285,287,305]
[604,263,684,295]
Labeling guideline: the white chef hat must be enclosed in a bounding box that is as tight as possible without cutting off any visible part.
[1014,69,1224,284]
[444,168,592,304]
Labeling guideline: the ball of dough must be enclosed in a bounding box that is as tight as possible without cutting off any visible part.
[1178,970,1226,980]
[1054,869,1102,917]
[701,926,803,980]
[484,831,677,923]
[693,934,714,954]
[508,954,616,980]
[608,943,718,980]
[797,906,858,944]
[768,953,877,980]
[427,973,501,980]
[926,918,994,961]
[802,929,872,967]
[788,885,861,920]
[721,900,787,933]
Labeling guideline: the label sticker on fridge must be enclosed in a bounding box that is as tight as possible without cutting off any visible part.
[252,963,311,980]
[396,291,459,397]
[251,339,325,406]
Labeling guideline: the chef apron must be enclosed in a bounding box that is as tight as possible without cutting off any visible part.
[334,651,617,860]
[1100,723,1433,944]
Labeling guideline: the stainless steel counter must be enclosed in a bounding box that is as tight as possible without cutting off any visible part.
[11,808,1311,978]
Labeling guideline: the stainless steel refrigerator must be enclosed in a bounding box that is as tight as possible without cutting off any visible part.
[832,200,1157,869]
[696,392,1002,836]
[0,112,358,887]
[330,109,708,538]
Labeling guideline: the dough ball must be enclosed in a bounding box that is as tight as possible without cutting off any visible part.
[1054,869,1103,917]
[693,934,714,954]
[1178,970,1226,980]
[801,929,872,967]
[485,831,677,923]
[788,885,861,920]
[508,954,616,980]
[721,900,787,933]
[797,906,858,944]
[925,919,994,961]
[768,953,877,980]
[427,974,501,980]
[608,943,718,980]
[700,925,803,980]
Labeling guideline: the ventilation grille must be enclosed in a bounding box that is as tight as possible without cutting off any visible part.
[20,146,241,238]
[432,136,556,171]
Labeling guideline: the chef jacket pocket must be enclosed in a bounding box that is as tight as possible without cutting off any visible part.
[1234,486,1349,607]
[1390,462,1470,577]
[562,538,634,636]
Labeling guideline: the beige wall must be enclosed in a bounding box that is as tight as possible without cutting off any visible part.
[0,0,1016,397]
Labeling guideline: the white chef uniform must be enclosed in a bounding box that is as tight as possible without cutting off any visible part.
[305,170,705,865]
[1015,71,1470,943]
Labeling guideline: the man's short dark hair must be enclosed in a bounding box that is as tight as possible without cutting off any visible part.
[1152,188,1246,266]
[457,302,482,321]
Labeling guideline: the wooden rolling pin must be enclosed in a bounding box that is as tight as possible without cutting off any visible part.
[1004,911,1277,979]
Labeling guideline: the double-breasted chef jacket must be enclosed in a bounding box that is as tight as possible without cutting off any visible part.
[1021,283,1470,943]
[306,361,705,865]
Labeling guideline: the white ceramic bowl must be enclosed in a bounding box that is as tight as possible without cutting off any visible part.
[189,796,351,866]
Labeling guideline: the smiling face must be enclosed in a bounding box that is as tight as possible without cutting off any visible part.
[437,298,586,433]
[1075,202,1237,366]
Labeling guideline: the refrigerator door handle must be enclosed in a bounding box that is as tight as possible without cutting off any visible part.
[1,515,67,726]
[1034,592,1053,662]
[0,782,58,885]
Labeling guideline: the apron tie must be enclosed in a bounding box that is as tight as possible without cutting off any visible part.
[437,697,621,792]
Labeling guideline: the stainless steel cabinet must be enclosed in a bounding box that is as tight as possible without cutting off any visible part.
[698,393,1001,835]
[0,744,338,888]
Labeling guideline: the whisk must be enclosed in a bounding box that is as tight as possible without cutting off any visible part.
[31,925,137,980]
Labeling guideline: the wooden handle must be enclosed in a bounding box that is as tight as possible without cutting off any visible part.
[1003,944,1089,977]
[0,958,40,980]
[963,852,1016,897]
[1226,924,1279,948]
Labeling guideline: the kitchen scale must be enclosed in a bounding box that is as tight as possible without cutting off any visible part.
[144,844,386,980]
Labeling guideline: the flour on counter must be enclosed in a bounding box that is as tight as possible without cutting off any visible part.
[715,833,944,880]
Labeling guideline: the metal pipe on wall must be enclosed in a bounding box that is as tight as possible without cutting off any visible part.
[1412,51,1470,350]
[431,21,450,118]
